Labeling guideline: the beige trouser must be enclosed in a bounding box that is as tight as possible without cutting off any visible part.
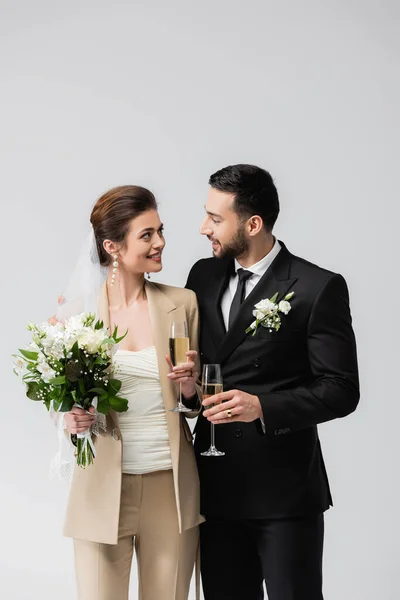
[73,470,199,600]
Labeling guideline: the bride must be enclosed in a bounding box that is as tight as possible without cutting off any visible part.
[55,185,203,600]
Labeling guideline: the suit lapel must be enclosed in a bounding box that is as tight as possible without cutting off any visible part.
[145,281,179,412]
[217,242,297,365]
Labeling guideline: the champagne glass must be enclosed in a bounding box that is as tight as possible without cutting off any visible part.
[169,320,191,413]
[200,364,225,457]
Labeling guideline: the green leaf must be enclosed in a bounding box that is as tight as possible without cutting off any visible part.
[88,387,108,395]
[26,382,41,401]
[97,397,110,414]
[114,327,128,344]
[19,349,39,361]
[52,398,62,412]
[60,396,74,412]
[95,320,104,330]
[78,379,86,396]
[94,356,108,365]
[65,361,82,382]
[284,291,295,301]
[71,341,79,359]
[49,375,66,386]
[107,379,122,394]
[269,292,279,303]
[109,395,129,412]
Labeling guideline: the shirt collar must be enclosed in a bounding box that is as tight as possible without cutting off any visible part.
[234,238,281,278]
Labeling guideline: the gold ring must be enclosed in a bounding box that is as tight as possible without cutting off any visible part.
[227,409,232,418]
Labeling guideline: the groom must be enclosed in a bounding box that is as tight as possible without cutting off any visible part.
[185,164,359,600]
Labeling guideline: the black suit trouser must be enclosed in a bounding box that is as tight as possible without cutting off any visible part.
[200,514,324,600]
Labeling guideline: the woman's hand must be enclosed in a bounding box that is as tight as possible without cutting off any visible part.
[166,350,198,399]
[64,406,96,435]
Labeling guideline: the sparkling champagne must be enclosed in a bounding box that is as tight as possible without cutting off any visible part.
[169,337,190,367]
[202,383,223,406]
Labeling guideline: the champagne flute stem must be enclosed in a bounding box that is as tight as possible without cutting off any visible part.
[178,382,183,408]
[211,423,215,449]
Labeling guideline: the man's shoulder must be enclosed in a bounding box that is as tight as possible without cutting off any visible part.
[286,247,347,296]
[289,251,337,280]
[189,256,228,278]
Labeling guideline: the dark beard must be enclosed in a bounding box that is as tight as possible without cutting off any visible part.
[216,225,250,260]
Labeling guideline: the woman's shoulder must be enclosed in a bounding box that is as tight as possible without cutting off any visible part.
[152,282,197,307]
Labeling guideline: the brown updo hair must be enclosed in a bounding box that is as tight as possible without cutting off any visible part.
[90,185,158,266]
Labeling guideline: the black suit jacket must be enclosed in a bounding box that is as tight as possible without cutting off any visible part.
[186,241,359,519]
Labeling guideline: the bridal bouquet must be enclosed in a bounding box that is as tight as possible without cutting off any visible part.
[13,313,128,467]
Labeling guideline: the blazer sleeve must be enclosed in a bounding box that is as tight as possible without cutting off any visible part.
[258,273,360,434]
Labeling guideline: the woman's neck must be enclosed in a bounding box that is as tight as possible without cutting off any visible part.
[107,269,146,309]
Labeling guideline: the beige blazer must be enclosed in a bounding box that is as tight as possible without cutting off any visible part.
[63,281,205,544]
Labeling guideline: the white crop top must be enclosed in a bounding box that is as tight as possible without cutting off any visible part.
[114,347,172,475]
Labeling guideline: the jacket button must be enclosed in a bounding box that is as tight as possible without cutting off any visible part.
[253,358,261,368]
[235,428,242,438]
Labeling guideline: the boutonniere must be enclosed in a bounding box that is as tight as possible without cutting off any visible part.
[245,291,295,336]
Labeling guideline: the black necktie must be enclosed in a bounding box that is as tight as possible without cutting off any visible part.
[228,269,253,329]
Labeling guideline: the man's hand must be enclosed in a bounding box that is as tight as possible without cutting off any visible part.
[203,389,263,424]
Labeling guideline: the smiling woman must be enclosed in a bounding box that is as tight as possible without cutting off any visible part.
[90,185,161,267]
[53,185,203,600]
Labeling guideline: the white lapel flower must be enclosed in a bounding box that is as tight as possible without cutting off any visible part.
[246,291,295,336]
[253,298,278,320]
[278,300,291,315]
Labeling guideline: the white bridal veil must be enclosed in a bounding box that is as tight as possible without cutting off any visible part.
[50,231,108,481]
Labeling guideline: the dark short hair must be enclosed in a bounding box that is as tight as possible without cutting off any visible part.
[90,185,158,266]
[209,164,279,231]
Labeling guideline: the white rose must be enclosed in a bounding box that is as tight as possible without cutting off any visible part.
[79,329,106,354]
[278,300,291,315]
[254,298,277,318]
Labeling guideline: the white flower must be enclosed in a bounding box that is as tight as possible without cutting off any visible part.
[65,314,86,332]
[246,291,295,336]
[278,300,291,315]
[253,298,277,320]
[79,329,106,354]
[37,362,56,383]
[14,357,28,377]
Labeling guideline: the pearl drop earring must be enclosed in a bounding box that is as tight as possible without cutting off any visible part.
[111,255,118,286]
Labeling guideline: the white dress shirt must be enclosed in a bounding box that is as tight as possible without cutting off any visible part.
[221,239,282,331]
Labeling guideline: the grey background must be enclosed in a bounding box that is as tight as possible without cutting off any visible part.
[1,1,399,599]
